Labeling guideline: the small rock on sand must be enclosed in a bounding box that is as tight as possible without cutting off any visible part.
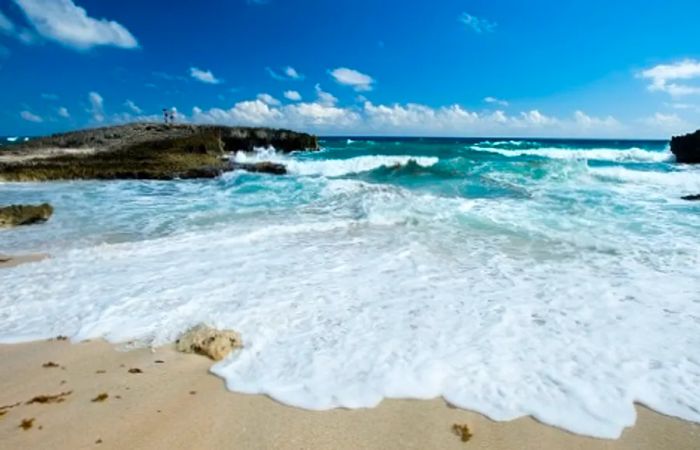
[175,324,242,361]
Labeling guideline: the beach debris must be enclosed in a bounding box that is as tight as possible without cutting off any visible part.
[56,335,68,341]
[91,393,109,403]
[189,391,197,395]
[175,324,242,361]
[0,411,6,419]
[19,418,35,430]
[96,438,103,444]
[42,361,60,368]
[452,423,473,442]
[127,368,143,374]
[1,401,21,412]
[26,391,72,405]
[154,360,165,364]
[96,369,106,374]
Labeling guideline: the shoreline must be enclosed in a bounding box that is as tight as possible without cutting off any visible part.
[1,340,698,449]
[0,253,48,269]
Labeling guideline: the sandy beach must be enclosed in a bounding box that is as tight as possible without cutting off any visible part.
[0,339,698,450]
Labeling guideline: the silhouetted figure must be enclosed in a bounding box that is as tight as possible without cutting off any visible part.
[162,108,169,125]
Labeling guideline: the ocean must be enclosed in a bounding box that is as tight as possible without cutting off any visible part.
[1,137,699,438]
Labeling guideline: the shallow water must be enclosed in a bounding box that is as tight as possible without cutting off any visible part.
[1,137,699,438]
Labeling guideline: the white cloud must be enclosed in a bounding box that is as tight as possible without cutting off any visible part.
[124,99,142,114]
[190,67,221,84]
[484,96,509,107]
[57,106,70,118]
[640,112,690,135]
[640,59,700,97]
[284,90,302,101]
[285,66,302,79]
[459,13,497,34]
[330,67,375,91]
[14,0,138,49]
[573,110,619,128]
[267,66,304,81]
[256,93,280,106]
[186,93,631,137]
[88,91,104,122]
[20,110,42,122]
[315,84,338,106]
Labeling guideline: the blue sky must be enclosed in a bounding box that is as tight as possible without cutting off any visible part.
[1,0,699,137]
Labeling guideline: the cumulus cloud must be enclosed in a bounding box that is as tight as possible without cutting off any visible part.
[190,67,221,84]
[459,13,497,34]
[185,92,629,137]
[640,59,700,97]
[20,110,43,122]
[14,0,138,49]
[640,112,690,134]
[284,90,302,101]
[484,96,509,107]
[88,91,104,122]
[57,106,70,117]
[314,84,338,106]
[267,66,304,81]
[330,67,375,91]
[124,99,142,114]
[257,93,280,106]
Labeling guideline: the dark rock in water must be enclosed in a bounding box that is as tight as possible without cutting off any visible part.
[670,130,700,163]
[232,161,287,175]
[0,123,317,181]
[0,203,53,228]
[681,194,700,201]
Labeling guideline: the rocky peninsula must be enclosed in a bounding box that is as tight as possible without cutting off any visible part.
[0,123,317,181]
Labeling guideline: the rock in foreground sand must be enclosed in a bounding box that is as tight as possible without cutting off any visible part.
[176,324,242,361]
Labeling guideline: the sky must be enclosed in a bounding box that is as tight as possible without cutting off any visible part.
[1,0,699,138]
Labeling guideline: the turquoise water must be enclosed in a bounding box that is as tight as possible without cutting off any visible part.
[1,137,699,438]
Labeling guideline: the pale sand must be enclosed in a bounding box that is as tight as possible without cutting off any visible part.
[1,341,698,449]
[0,253,49,269]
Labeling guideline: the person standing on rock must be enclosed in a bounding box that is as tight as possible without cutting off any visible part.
[162,108,169,125]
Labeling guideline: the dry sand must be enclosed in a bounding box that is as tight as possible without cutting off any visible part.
[0,340,698,450]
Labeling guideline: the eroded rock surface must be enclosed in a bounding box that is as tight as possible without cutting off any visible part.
[175,324,243,361]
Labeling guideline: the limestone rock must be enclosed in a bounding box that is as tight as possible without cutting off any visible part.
[175,324,242,361]
[232,161,287,175]
[0,203,53,228]
[0,123,317,181]
[670,129,700,163]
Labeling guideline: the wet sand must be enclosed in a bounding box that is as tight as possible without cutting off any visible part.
[0,340,698,450]
[0,253,48,269]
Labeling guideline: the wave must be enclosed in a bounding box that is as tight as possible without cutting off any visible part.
[470,145,673,163]
[234,151,439,177]
[474,140,541,149]
[591,166,700,190]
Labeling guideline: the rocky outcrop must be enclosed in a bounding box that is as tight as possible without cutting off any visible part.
[231,161,287,175]
[0,203,53,227]
[0,123,316,181]
[175,324,243,361]
[670,130,700,163]
[681,194,700,201]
